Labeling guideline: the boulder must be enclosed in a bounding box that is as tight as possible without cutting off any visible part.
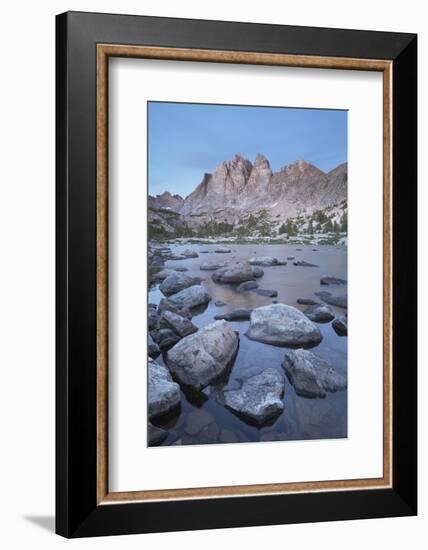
[304,304,335,322]
[287,256,295,260]
[159,272,201,296]
[293,260,319,267]
[223,368,285,425]
[214,308,253,321]
[212,264,264,283]
[200,262,226,271]
[148,342,160,359]
[199,250,210,254]
[320,276,347,285]
[158,298,192,319]
[248,257,286,266]
[215,300,227,307]
[148,359,181,419]
[150,268,176,282]
[315,291,347,309]
[282,349,347,398]
[245,303,322,347]
[332,317,348,336]
[148,309,160,330]
[148,422,167,446]
[166,321,239,391]
[159,310,198,338]
[214,247,231,253]
[168,285,211,309]
[236,280,259,292]
[181,249,199,258]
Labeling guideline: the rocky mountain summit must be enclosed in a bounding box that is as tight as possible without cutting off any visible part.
[149,154,347,239]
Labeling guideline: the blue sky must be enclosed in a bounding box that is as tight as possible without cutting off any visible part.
[148,102,347,198]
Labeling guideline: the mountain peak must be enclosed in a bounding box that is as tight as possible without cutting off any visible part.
[254,153,271,170]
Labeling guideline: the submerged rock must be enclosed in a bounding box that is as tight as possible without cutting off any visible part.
[223,368,284,425]
[181,249,199,258]
[282,349,347,398]
[167,320,239,391]
[304,303,335,322]
[212,264,264,284]
[320,276,347,285]
[200,262,226,271]
[215,300,227,307]
[168,285,211,309]
[159,272,201,296]
[246,304,322,347]
[248,257,286,267]
[214,308,253,321]
[236,280,259,292]
[254,289,278,297]
[332,317,348,336]
[287,256,295,260]
[293,260,319,267]
[159,310,198,338]
[148,359,181,419]
[297,298,319,305]
[315,291,347,309]
[215,247,231,253]
[148,422,168,446]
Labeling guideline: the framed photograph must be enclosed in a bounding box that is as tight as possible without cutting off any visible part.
[56,11,417,537]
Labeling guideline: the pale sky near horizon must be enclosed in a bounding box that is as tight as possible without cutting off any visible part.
[148,101,347,198]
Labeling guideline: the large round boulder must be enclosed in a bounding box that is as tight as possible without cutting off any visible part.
[245,303,322,347]
[159,272,201,296]
[166,320,239,391]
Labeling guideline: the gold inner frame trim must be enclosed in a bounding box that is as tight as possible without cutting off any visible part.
[96,44,393,505]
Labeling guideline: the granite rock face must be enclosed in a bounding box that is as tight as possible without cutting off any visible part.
[148,359,181,419]
[166,321,239,391]
[245,304,322,347]
[223,368,285,425]
[282,349,347,398]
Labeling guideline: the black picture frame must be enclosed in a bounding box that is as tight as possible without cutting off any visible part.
[56,11,417,538]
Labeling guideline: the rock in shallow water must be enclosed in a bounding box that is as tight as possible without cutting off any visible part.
[320,276,347,285]
[254,288,278,298]
[248,256,286,266]
[315,291,347,309]
[236,280,259,292]
[282,349,347,398]
[293,260,319,267]
[148,359,181,419]
[212,263,264,283]
[215,247,231,253]
[152,328,180,352]
[158,298,192,319]
[148,422,167,446]
[200,262,226,271]
[332,317,348,336]
[304,303,335,322]
[297,298,319,305]
[181,249,199,258]
[159,310,198,338]
[214,308,253,321]
[168,285,211,309]
[159,272,201,296]
[166,320,239,391]
[245,304,322,347]
[223,368,285,425]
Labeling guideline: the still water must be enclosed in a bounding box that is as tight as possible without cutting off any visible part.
[149,243,347,445]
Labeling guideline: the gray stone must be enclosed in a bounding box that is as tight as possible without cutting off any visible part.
[297,298,319,305]
[215,300,227,307]
[214,308,253,321]
[332,317,348,336]
[200,262,226,271]
[148,342,160,359]
[168,285,211,309]
[166,321,239,391]
[254,289,278,297]
[150,268,176,282]
[315,291,347,309]
[148,359,181,419]
[248,256,286,266]
[159,272,201,296]
[148,309,160,330]
[181,249,199,258]
[287,256,295,260]
[245,304,322,347]
[320,276,347,285]
[212,263,264,284]
[304,303,335,322]
[158,298,192,319]
[236,280,259,292]
[152,328,180,352]
[148,422,167,446]
[282,349,347,398]
[223,368,284,425]
[214,247,231,253]
[159,310,198,338]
